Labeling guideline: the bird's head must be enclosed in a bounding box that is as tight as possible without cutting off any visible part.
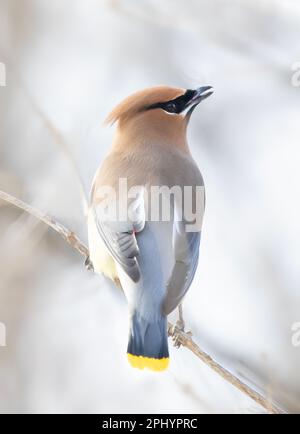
[105,85,214,150]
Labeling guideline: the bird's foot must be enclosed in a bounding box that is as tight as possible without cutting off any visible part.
[85,255,94,272]
[176,317,185,332]
[169,321,192,349]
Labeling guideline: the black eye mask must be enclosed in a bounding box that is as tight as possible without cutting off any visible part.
[148,89,197,114]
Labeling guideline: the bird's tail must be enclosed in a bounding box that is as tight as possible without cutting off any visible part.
[127,312,169,372]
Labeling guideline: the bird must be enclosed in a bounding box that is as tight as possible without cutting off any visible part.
[87,85,213,371]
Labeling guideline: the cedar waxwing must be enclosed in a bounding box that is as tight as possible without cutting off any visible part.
[88,85,213,371]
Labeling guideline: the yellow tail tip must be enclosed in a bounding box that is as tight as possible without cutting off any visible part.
[127,354,169,372]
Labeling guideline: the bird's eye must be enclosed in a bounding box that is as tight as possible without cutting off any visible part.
[164,102,177,113]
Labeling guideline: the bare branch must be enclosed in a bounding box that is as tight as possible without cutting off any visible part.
[167,324,284,414]
[0,190,89,258]
[0,189,285,414]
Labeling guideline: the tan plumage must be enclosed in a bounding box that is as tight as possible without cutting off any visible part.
[104,86,186,125]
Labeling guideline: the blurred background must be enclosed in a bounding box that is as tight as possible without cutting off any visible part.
[0,0,300,414]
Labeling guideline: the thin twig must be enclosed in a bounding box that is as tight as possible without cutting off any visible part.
[0,190,88,258]
[0,189,285,414]
[167,324,284,415]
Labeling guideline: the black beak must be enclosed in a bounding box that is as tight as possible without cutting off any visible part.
[191,86,214,105]
[185,86,214,118]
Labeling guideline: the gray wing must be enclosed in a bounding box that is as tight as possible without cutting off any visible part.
[92,188,145,283]
[163,223,201,315]
[163,180,205,315]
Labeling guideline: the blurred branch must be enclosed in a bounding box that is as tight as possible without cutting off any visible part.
[19,88,90,211]
[0,189,285,415]
[0,45,89,211]
[107,0,292,78]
